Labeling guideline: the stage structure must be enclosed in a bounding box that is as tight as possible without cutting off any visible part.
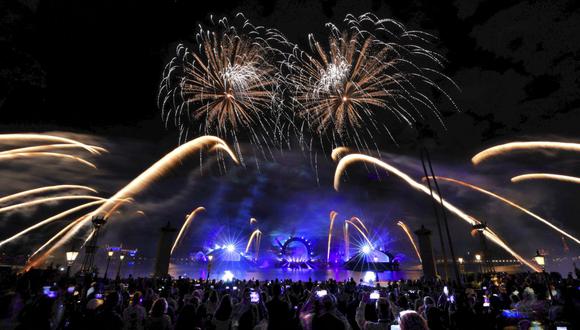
[343,247,399,272]
[277,236,315,269]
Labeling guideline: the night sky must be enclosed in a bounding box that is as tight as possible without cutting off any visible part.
[1,0,579,271]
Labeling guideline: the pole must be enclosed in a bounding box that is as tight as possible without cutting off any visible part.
[420,149,449,280]
[116,257,123,280]
[543,270,553,300]
[104,256,111,279]
[423,148,461,285]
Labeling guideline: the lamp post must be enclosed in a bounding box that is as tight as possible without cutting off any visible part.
[472,223,494,273]
[103,250,114,280]
[207,255,213,281]
[475,254,483,274]
[115,254,125,280]
[457,257,465,276]
[65,251,78,277]
[534,250,553,300]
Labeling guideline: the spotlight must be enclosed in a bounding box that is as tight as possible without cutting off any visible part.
[222,270,234,282]
[226,244,235,252]
[363,271,376,283]
[361,245,372,254]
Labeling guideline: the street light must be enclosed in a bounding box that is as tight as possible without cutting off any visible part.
[475,254,483,273]
[104,250,114,280]
[457,257,465,280]
[65,251,78,277]
[115,254,125,280]
[534,250,552,300]
[533,250,545,268]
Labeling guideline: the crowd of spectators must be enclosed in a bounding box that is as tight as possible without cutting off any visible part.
[0,265,578,330]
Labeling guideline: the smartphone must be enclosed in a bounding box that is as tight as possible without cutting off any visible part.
[502,310,522,319]
[250,292,260,303]
[67,286,75,294]
[316,290,327,298]
[43,286,57,298]
[443,286,449,296]
[370,290,380,300]
[483,295,490,307]
[42,286,51,295]
[556,327,568,330]
[233,286,238,290]
[390,326,400,330]
[95,293,103,299]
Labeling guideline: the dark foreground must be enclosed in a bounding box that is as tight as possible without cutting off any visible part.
[0,267,579,330]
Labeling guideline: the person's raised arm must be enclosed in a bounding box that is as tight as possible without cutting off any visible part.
[356,292,370,330]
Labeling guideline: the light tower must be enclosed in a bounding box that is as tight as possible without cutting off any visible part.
[80,216,107,274]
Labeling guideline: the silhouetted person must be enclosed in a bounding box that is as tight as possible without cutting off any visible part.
[95,292,124,330]
[312,294,350,330]
[266,284,290,330]
[145,298,172,330]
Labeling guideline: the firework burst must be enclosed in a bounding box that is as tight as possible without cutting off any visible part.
[285,13,457,150]
[159,14,288,156]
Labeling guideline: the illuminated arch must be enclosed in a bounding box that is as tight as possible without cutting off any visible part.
[278,236,314,268]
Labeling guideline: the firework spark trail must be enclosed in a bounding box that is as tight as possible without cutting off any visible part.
[0,134,103,155]
[397,220,422,262]
[0,200,106,247]
[26,214,91,268]
[334,153,540,272]
[245,229,262,254]
[345,220,373,247]
[331,147,351,162]
[255,231,261,260]
[0,185,97,205]
[424,176,580,245]
[327,211,338,261]
[103,198,135,219]
[344,222,350,260]
[159,14,288,149]
[286,13,457,151]
[28,136,238,269]
[472,141,580,165]
[0,144,107,156]
[350,216,369,234]
[171,207,206,256]
[91,136,237,217]
[0,152,97,168]
[511,173,580,185]
[0,195,105,215]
